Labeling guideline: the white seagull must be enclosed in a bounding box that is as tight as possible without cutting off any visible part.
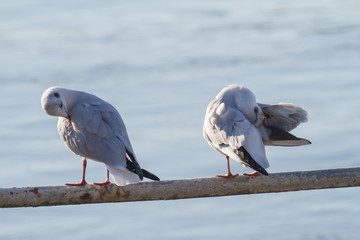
[41,86,159,186]
[203,84,311,178]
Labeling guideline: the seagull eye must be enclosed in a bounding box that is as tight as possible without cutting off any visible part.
[54,92,60,98]
[254,107,259,114]
[59,102,63,108]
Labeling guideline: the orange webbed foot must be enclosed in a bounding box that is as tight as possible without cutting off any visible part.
[94,169,110,185]
[65,180,87,186]
[243,171,260,177]
[94,180,110,186]
[216,173,239,179]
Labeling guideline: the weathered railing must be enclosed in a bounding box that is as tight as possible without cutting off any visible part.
[1,167,359,208]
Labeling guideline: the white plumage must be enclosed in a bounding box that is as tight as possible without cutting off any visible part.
[41,86,159,186]
[203,85,311,177]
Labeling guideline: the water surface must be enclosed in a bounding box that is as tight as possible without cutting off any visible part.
[0,1,360,239]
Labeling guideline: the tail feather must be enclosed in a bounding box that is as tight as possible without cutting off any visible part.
[107,165,141,186]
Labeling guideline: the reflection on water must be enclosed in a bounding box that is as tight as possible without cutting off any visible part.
[0,0,360,239]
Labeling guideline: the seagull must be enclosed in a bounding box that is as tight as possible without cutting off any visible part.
[203,84,311,178]
[41,86,160,186]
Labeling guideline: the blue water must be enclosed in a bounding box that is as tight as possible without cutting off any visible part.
[1,0,360,239]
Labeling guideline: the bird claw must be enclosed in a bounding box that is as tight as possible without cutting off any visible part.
[216,173,239,179]
[93,180,110,186]
[243,172,260,177]
[65,180,87,186]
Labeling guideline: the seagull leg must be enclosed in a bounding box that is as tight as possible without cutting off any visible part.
[66,158,88,186]
[216,155,239,178]
[243,171,260,177]
[94,169,111,185]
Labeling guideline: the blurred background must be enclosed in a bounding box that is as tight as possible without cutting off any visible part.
[0,0,360,239]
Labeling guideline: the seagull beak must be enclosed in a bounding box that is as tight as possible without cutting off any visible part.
[66,111,72,124]
[263,112,271,119]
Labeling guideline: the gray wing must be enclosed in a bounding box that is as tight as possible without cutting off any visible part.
[204,101,247,150]
[258,102,311,146]
[259,102,308,132]
[203,101,269,169]
[60,100,143,179]
[96,102,143,179]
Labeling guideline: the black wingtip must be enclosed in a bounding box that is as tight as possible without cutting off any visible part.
[142,169,160,181]
[261,169,269,176]
[237,147,269,176]
[125,157,159,181]
[125,158,143,180]
[125,149,143,180]
[268,126,311,146]
[253,163,268,176]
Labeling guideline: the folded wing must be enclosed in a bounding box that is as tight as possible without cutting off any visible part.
[204,102,269,172]
[69,101,143,180]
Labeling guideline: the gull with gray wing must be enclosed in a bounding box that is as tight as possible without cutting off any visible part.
[41,87,159,186]
[203,85,311,178]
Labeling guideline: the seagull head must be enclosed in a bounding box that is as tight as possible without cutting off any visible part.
[223,85,264,126]
[41,87,71,122]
